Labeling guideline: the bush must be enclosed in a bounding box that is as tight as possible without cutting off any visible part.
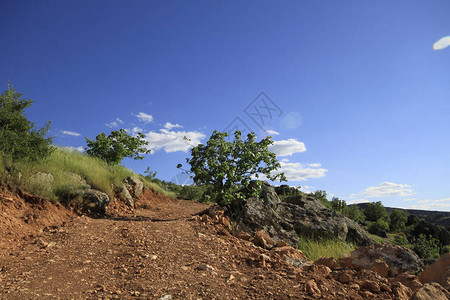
[393,233,410,247]
[343,205,366,224]
[0,84,54,162]
[364,201,388,222]
[367,219,390,236]
[389,209,408,232]
[412,234,440,259]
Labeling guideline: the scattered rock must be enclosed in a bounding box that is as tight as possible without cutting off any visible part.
[305,279,321,298]
[419,253,450,290]
[337,272,352,284]
[158,295,172,300]
[390,272,423,293]
[253,230,277,249]
[391,282,413,300]
[271,246,309,268]
[235,232,252,241]
[412,282,450,300]
[314,257,338,270]
[338,256,353,269]
[361,280,380,294]
[371,259,389,277]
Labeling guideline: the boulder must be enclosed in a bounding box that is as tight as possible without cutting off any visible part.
[82,189,110,214]
[120,184,134,208]
[234,182,373,247]
[412,283,450,300]
[253,230,277,249]
[126,176,144,198]
[350,244,423,275]
[419,253,450,290]
[390,273,423,293]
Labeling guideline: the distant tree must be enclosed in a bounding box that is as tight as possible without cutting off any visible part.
[310,190,332,208]
[389,209,408,232]
[85,129,151,165]
[0,84,54,161]
[331,197,347,212]
[182,130,286,206]
[367,219,390,236]
[364,201,388,222]
[343,205,366,224]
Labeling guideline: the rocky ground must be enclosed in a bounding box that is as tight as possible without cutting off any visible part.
[0,186,449,299]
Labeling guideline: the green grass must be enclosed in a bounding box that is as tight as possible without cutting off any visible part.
[1,147,174,201]
[298,235,357,261]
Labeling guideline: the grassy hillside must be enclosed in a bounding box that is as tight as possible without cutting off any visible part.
[0,147,175,201]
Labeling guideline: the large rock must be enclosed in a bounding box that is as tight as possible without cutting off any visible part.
[82,189,110,214]
[234,182,373,247]
[126,176,144,198]
[419,253,450,290]
[350,244,424,275]
[412,283,450,300]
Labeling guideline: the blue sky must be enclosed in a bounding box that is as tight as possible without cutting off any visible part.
[1,1,449,211]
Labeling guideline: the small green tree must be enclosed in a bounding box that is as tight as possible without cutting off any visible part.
[343,205,366,224]
[413,234,440,259]
[183,130,286,206]
[331,197,347,212]
[85,129,151,164]
[389,209,408,232]
[0,84,54,161]
[364,201,388,222]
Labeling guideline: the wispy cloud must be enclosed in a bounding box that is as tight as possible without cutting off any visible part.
[64,146,84,152]
[433,36,450,50]
[142,128,205,153]
[136,112,154,123]
[405,197,450,211]
[277,160,327,181]
[269,138,306,156]
[164,122,183,130]
[62,130,81,137]
[265,129,280,136]
[105,118,124,128]
[361,182,415,198]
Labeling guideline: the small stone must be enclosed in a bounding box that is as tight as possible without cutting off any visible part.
[158,295,172,300]
[361,280,381,294]
[337,272,352,284]
[305,279,321,298]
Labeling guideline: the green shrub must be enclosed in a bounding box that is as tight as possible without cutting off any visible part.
[393,233,409,247]
[367,219,390,235]
[0,84,54,162]
[389,209,408,232]
[412,234,440,259]
[343,205,366,224]
[364,201,388,222]
[298,235,356,261]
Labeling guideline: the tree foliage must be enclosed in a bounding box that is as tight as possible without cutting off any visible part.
[183,130,286,205]
[85,129,151,164]
[343,205,366,224]
[0,84,54,161]
[364,201,388,222]
[389,209,408,232]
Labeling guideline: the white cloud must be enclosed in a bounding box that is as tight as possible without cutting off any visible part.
[269,138,306,156]
[64,146,84,152]
[62,130,81,137]
[143,128,205,153]
[433,36,450,50]
[164,122,183,130]
[278,160,327,181]
[406,198,450,211]
[308,163,322,168]
[300,185,314,193]
[347,198,370,205]
[125,126,143,135]
[265,129,280,136]
[136,112,154,123]
[361,182,415,198]
[105,118,124,128]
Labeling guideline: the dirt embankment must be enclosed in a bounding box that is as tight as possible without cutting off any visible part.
[0,187,447,299]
